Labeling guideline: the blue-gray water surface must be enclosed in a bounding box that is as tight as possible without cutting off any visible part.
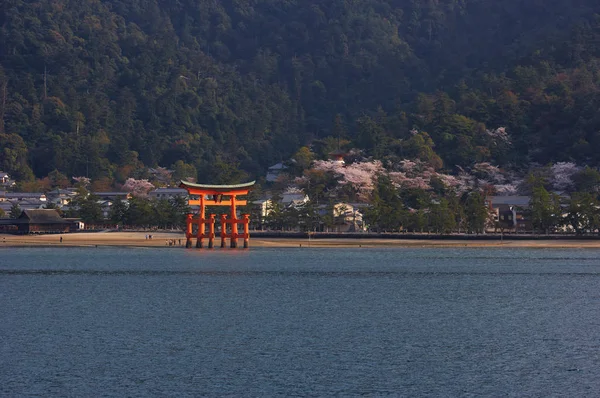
[1,247,600,397]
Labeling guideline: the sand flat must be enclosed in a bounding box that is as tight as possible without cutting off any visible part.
[1,232,600,249]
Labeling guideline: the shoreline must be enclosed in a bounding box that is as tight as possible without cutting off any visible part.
[2,232,600,249]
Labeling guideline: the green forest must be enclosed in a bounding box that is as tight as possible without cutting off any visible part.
[2,0,600,186]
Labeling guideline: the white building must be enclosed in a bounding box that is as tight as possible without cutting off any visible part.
[332,202,365,232]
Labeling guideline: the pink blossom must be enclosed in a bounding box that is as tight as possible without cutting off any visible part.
[152,167,173,182]
[486,127,511,145]
[437,174,460,189]
[473,162,505,183]
[312,160,340,173]
[313,160,384,201]
[403,177,431,190]
[494,184,519,195]
[122,178,155,197]
[389,171,431,190]
[551,162,580,191]
[72,176,91,187]
[455,172,476,193]
[398,159,419,173]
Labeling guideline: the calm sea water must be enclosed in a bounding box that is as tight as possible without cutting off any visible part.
[1,247,600,397]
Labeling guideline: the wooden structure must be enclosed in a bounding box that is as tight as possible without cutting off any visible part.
[6,209,71,234]
[179,181,255,249]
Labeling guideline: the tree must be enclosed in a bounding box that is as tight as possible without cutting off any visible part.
[122,178,155,197]
[292,146,314,171]
[72,176,91,189]
[124,197,154,227]
[447,193,466,233]
[364,176,404,232]
[403,131,443,170]
[9,203,21,219]
[355,115,385,157]
[3,0,600,188]
[463,192,488,234]
[296,200,321,232]
[77,194,104,225]
[403,209,427,233]
[70,187,103,224]
[530,183,562,234]
[153,198,173,229]
[0,133,34,181]
[429,198,456,234]
[312,160,384,202]
[109,199,128,225]
[565,193,600,235]
[551,162,580,192]
[171,161,196,183]
[48,170,69,189]
[572,167,600,193]
[264,196,285,230]
[169,196,191,228]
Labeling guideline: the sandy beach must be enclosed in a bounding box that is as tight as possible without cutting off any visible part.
[1,231,600,249]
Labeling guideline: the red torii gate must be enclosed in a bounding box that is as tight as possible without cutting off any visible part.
[179,181,255,249]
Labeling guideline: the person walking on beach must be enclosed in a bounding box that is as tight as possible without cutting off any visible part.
[59,236,63,243]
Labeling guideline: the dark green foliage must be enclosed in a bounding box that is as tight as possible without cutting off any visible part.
[67,187,104,223]
[428,199,456,234]
[463,192,489,234]
[565,192,600,234]
[108,198,127,225]
[9,203,21,219]
[3,1,600,183]
[364,176,405,232]
[123,197,154,227]
[76,194,104,224]
[573,167,600,193]
[530,180,563,234]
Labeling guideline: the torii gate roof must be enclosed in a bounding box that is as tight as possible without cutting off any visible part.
[178,180,256,194]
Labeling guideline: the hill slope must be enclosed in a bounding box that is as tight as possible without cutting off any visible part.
[2,0,600,183]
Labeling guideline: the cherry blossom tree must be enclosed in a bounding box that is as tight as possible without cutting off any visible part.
[486,127,511,145]
[72,176,91,187]
[122,178,155,197]
[312,160,384,201]
[473,162,505,183]
[550,162,580,191]
[388,159,436,191]
[493,184,519,195]
[151,166,173,184]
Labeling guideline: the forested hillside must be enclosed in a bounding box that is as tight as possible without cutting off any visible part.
[2,0,600,185]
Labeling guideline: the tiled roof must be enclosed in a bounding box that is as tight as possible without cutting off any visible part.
[488,196,530,206]
[17,209,70,224]
[149,188,188,194]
